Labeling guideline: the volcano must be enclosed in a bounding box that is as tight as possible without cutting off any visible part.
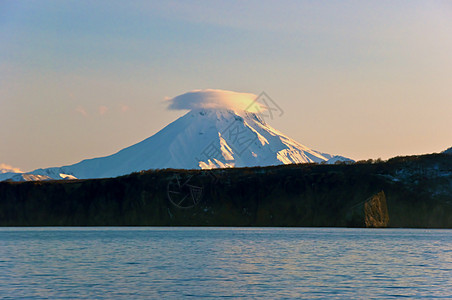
[3,91,352,181]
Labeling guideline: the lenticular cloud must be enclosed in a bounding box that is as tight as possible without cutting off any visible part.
[166,89,263,112]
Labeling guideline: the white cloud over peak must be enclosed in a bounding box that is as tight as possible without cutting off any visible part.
[166,89,263,112]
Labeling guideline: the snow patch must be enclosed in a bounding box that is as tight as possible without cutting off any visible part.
[218,134,235,161]
[59,173,77,180]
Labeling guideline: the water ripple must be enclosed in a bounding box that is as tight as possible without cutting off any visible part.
[0,227,451,299]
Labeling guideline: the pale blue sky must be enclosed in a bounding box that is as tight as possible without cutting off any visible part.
[1,0,451,171]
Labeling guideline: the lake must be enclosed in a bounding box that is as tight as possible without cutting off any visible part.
[0,227,451,299]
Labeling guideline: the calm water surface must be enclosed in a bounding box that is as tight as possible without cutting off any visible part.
[0,227,451,299]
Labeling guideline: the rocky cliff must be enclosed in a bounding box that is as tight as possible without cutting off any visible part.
[364,191,389,228]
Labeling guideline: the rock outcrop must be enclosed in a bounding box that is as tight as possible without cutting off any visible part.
[364,191,389,228]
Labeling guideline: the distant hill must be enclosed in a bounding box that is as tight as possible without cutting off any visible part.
[443,147,452,155]
[0,153,451,228]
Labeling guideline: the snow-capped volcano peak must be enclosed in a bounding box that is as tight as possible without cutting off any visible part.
[2,90,352,181]
[185,107,336,168]
[188,107,267,128]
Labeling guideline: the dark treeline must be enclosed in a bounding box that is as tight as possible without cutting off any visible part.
[0,154,451,227]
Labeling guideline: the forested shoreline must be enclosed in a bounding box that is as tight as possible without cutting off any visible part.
[1,154,451,228]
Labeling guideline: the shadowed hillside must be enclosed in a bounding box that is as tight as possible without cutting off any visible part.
[0,154,451,227]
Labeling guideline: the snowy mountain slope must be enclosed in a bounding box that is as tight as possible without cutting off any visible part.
[0,172,22,182]
[2,108,352,181]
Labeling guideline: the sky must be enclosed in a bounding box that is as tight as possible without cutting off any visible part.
[1,0,451,172]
